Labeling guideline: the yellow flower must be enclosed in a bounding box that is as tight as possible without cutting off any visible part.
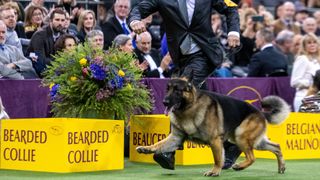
[70,76,77,81]
[49,83,55,90]
[79,58,87,66]
[118,69,125,77]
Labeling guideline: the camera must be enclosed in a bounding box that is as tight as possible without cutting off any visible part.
[251,15,264,22]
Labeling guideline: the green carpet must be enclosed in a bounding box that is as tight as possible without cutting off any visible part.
[1,158,319,180]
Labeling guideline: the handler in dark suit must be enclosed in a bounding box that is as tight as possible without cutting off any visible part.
[248,29,288,77]
[129,0,240,87]
[129,0,241,170]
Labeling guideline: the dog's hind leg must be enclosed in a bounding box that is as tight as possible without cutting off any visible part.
[232,116,266,171]
[204,136,224,177]
[255,137,286,174]
[232,140,255,171]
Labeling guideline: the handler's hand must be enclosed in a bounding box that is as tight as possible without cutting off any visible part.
[227,35,240,48]
[130,20,146,34]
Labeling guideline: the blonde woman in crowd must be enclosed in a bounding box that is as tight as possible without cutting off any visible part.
[291,33,320,111]
[24,5,46,39]
[76,10,98,43]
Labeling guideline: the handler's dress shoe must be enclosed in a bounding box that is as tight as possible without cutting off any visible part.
[153,152,175,170]
[222,142,242,169]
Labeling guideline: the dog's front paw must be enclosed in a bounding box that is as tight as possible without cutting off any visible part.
[136,146,154,154]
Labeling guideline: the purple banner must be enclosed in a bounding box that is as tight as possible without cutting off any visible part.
[0,78,295,118]
[0,79,49,118]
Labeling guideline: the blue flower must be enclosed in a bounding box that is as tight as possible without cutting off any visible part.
[50,84,60,100]
[110,76,124,89]
[90,64,106,80]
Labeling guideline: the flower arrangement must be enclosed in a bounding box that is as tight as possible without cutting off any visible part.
[42,43,152,121]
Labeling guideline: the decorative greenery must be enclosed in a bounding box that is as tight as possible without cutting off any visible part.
[42,43,152,121]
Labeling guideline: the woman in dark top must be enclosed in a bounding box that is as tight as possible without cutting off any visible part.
[24,5,46,39]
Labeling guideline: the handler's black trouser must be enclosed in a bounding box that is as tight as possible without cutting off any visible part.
[176,51,215,90]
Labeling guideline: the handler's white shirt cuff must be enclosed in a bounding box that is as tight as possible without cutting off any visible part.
[228,31,240,38]
[157,67,164,74]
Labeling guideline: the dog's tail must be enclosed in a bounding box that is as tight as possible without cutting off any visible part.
[261,96,291,125]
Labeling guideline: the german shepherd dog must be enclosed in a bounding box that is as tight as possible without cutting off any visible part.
[136,77,290,176]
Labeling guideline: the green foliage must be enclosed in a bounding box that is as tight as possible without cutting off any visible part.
[42,43,152,122]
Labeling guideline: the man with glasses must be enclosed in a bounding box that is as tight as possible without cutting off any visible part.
[0,5,22,53]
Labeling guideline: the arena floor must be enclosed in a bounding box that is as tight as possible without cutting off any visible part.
[1,158,320,180]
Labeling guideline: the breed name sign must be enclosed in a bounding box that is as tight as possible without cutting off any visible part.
[0,118,124,172]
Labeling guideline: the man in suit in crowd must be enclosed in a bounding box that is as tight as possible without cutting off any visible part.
[248,29,288,77]
[27,8,66,77]
[129,0,241,171]
[101,0,131,49]
[273,1,300,35]
[0,20,37,79]
[134,31,171,78]
[275,30,295,75]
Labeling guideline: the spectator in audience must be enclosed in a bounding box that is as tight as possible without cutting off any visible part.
[113,34,148,71]
[142,14,162,50]
[56,0,77,16]
[232,8,259,77]
[302,17,320,36]
[291,33,320,112]
[27,8,66,77]
[259,10,275,30]
[1,0,25,22]
[86,29,104,50]
[63,11,77,36]
[69,3,84,25]
[76,10,98,43]
[134,31,171,78]
[248,29,288,77]
[314,11,320,29]
[54,33,77,53]
[211,11,232,77]
[24,5,46,39]
[291,33,303,55]
[101,0,131,49]
[113,34,133,53]
[0,20,37,79]
[253,0,297,8]
[306,0,320,8]
[275,30,295,75]
[294,9,310,28]
[4,2,26,39]
[0,5,22,52]
[273,1,301,35]
[274,1,284,20]
[24,0,47,14]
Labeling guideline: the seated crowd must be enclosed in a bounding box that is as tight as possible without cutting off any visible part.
[0,0,320,112]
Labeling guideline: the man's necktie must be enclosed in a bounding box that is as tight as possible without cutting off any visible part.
[121,22,130,35]
[0,44,4,50]
[178,0,192,54]
[178,0,189,25]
